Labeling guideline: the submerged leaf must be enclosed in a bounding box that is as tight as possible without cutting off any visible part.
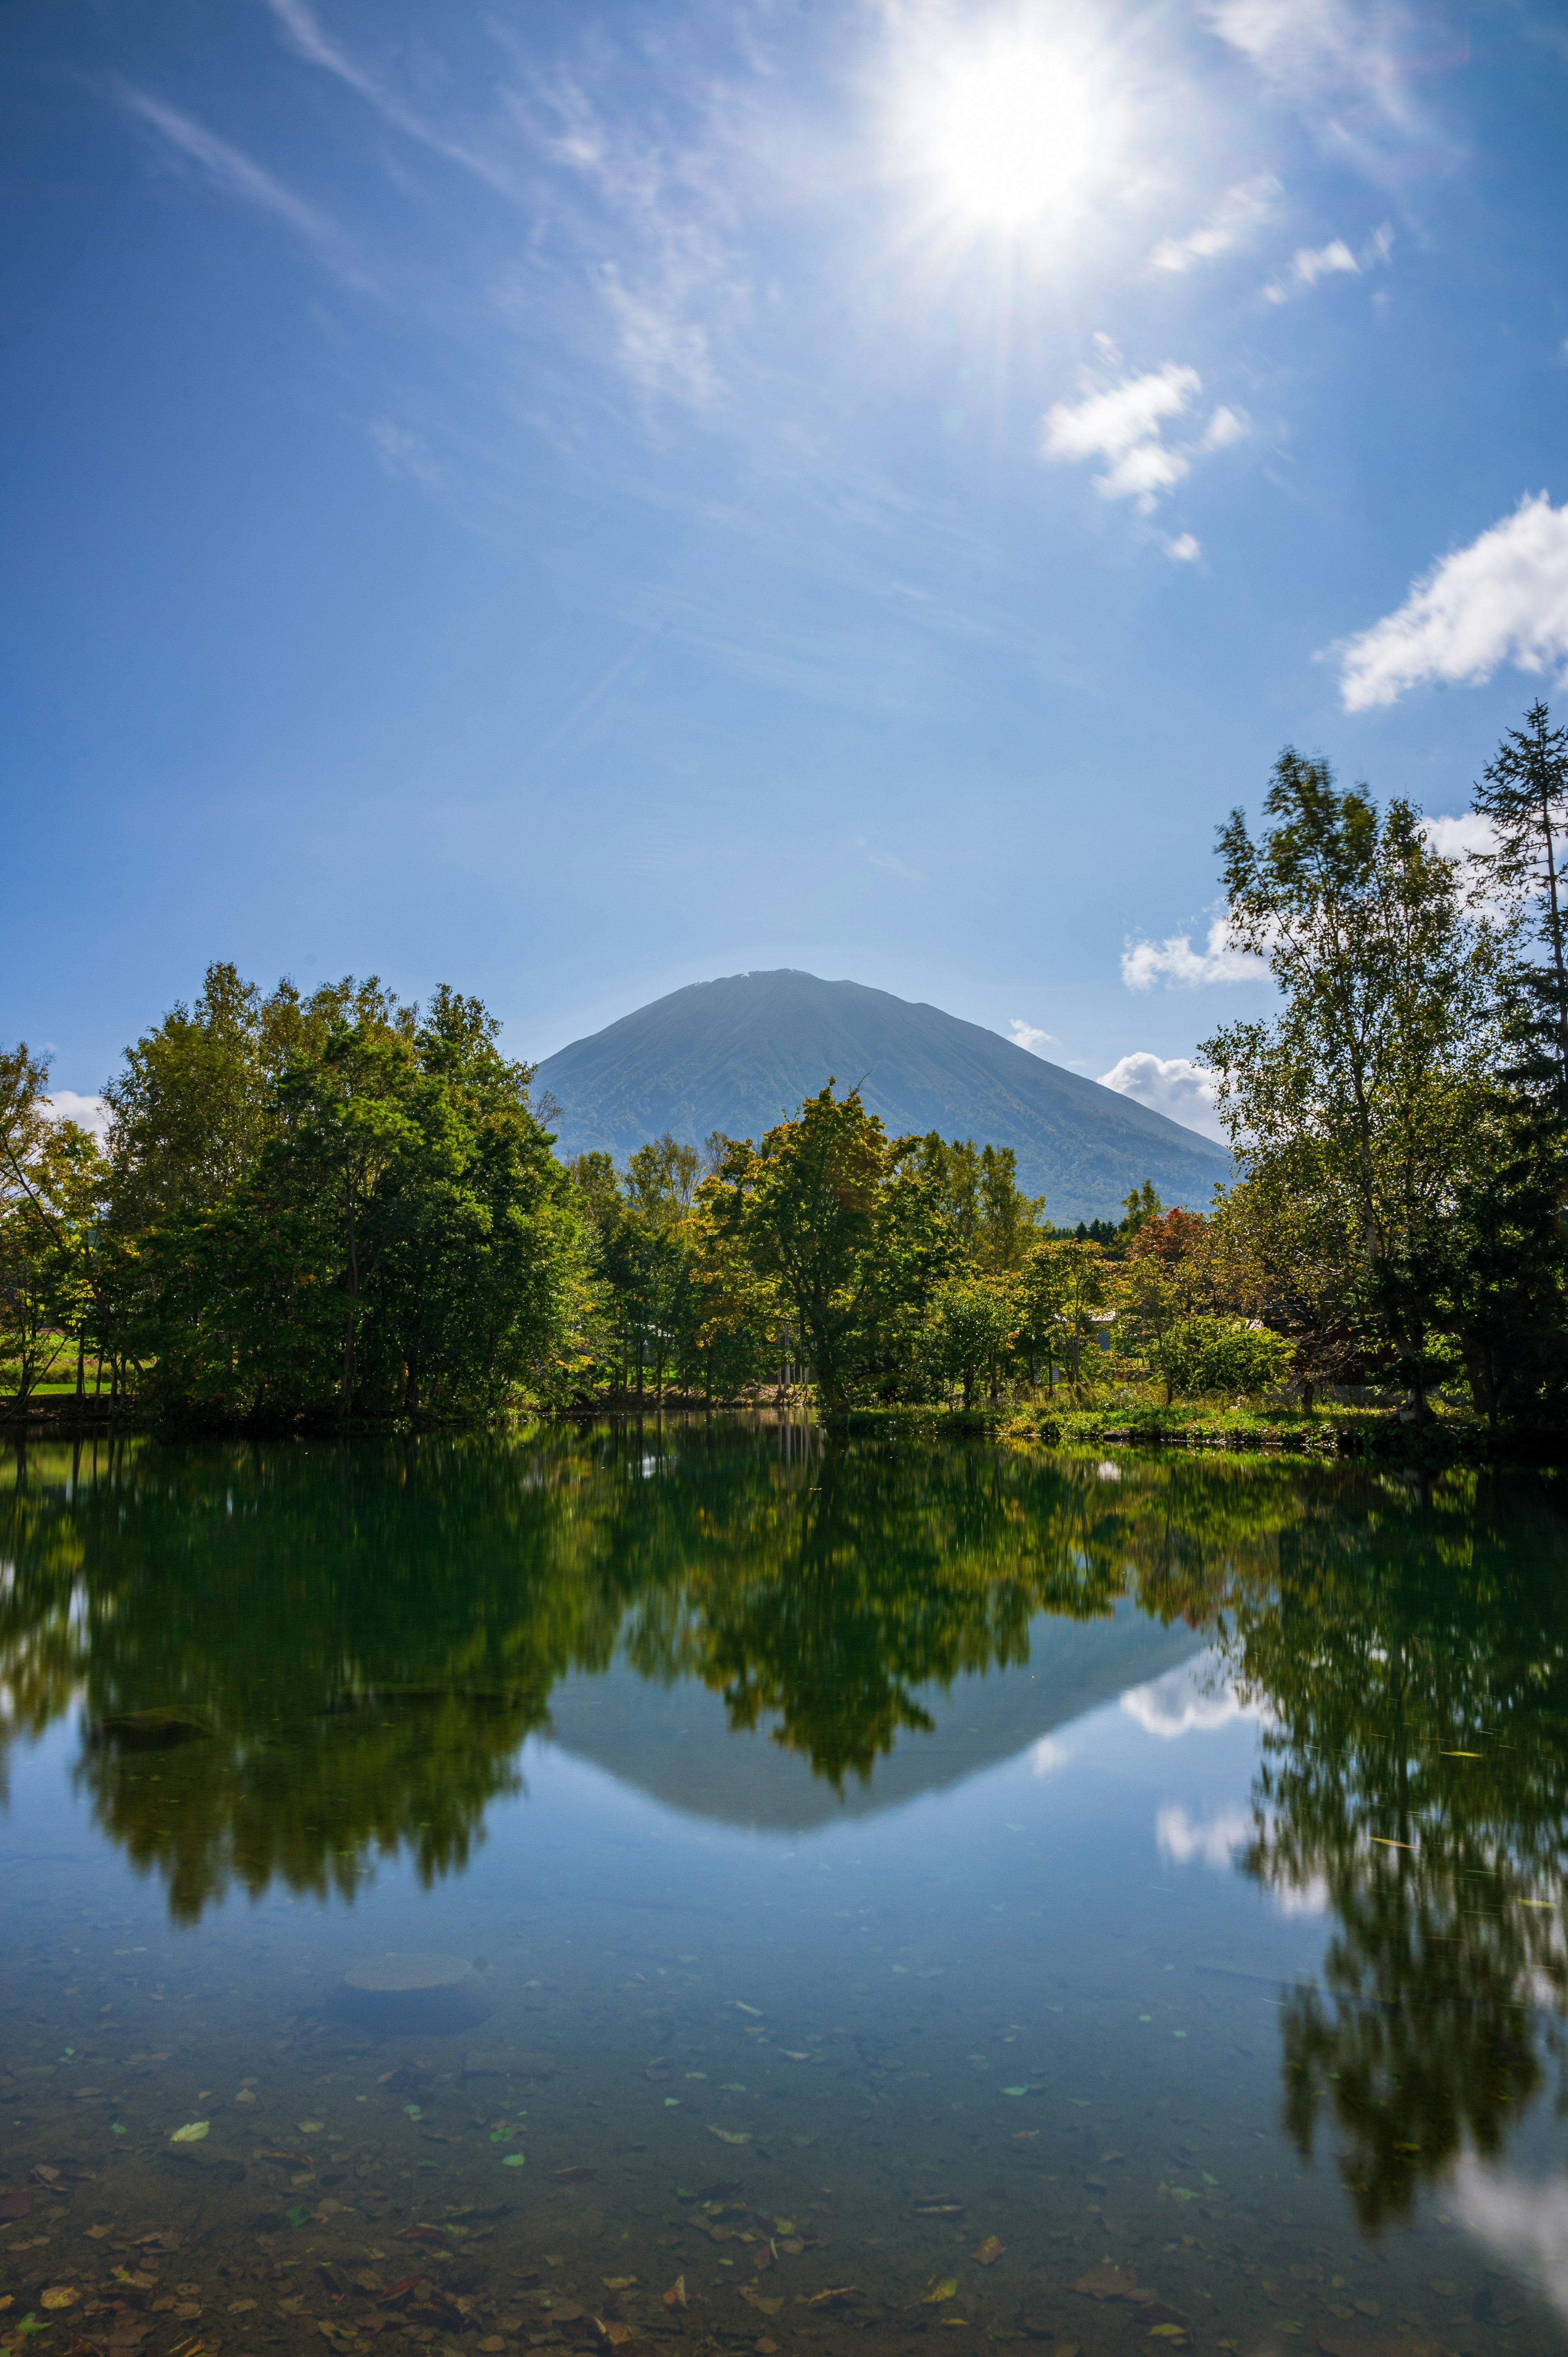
[921,2279,959,2305]
[169,2123,210,2145]
[973,2238,1003,2267]
[1074,2266,1151,2303]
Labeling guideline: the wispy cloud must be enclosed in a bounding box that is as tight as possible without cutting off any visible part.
[1334,492,1568,710]
[1008,1018,1058,1054]
[592,261,722,409]
[857,837,922,883]
[1121,916,1267,989]
[1263,221,1391,302]
[532,72,747,412]
[263,0,515,195]
[368,421,445,491]
[1200,0,1457,178]
[1204,0,1371,93]
[1164,532,1202,562]
[1149,173,1281,273]
[1098,1052,1224,1139]
[1043,364,1248,511]
[118,87,372,290]
[1265,236,1357,298]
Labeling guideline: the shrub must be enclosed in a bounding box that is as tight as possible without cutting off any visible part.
[1162,1316,1294,1398]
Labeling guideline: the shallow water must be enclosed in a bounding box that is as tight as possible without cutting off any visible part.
[3,1423,1568,2357]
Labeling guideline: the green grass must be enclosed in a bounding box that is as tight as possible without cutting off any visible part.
[826,1388,1554,1464]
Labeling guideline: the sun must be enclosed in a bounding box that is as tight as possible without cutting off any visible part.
[896,22,1119,238]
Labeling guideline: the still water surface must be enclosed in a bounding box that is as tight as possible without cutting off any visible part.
[3,1422,1568,2357]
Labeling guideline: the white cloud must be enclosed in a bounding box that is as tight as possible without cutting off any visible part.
[1149,174,1281,273]
[1264,231,1387,303]
[1201,405,1248,450]
[1008,1018,1058,1054]
[1335,493,1568,710]
[1043,364,1196,504]
[1030,1736,1069,1777]
[1425,812,1496,862]
[1121,1654,1268,1738]
[1098,1053,1225,1141]
[1120,916,1267,990]
[1157,1802,1252,1868]
[1454,2159,1568,2330]
[1043,365,1247,511]
[46,1093,110,1142]
[1164,533,1202,562]
[1294,236,1357,285]
[118,87,371,291]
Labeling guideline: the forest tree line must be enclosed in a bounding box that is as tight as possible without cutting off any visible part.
[2,699,1566,1427]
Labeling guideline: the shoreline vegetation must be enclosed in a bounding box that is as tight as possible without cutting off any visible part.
[5,706,1568,1462]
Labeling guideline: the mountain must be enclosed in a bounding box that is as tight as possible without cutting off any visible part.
[543,1602,1202,1834]
[534,969,1228,1226]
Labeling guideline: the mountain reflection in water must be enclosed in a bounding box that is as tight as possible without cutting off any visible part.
[4,1423,1568,2263]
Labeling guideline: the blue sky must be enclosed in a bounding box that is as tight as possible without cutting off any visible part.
[6,0,1568,1143]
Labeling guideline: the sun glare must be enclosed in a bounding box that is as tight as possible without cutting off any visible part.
[900,25,1117,238]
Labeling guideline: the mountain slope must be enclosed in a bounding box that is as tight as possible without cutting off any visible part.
[535,968,1228,1225]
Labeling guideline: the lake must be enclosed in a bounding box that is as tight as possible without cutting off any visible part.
[2,1420,1566,2357]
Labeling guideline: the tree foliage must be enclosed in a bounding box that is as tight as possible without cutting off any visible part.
[21,964,586,1426]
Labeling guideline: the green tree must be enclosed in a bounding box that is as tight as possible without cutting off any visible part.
[924,1271,1017,1407]
[114,970,582,1425]
[1018,1238,1112,1392]
[1119,1178,1162,1240]
[1203,750,1496,1413]
[1450,701,1568,1418]
[0,1044,109,1402]
[702,1084,954,1407]
[914,1135,1046,1272]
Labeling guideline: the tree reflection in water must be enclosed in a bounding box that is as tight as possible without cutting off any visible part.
[4,1426,1568,2236]
[1206,1467,1568,2231]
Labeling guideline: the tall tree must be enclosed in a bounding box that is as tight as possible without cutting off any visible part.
[1449,702,1568,1418]
[1202,750,1496,1412]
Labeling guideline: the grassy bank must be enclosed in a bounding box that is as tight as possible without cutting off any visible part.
[826,1397,1563,1464]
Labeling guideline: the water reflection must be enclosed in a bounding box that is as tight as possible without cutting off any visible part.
[4,1425,1568,2253]
[1214,1469,1568,2231]
[1,1423,1241,1914]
